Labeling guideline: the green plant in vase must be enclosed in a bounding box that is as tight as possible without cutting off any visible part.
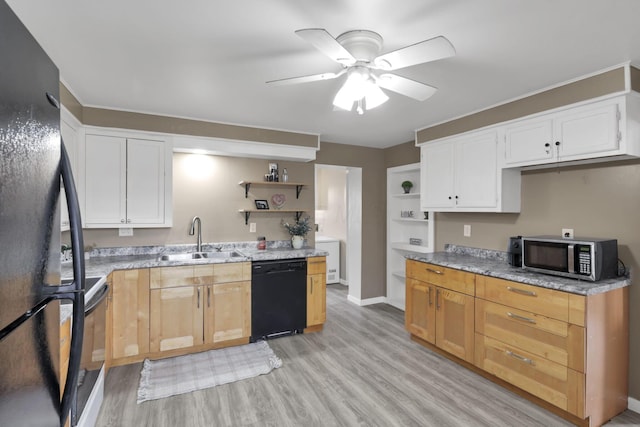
[401,180,413,194]
[282,216,312,249]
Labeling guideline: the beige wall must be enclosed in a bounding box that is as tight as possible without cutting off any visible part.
[384,140,420,168]
[315,142,386,299]
[79,155,315,249]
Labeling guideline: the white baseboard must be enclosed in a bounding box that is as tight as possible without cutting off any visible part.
[629,396,640,413]
[339,279,348,286]
[347,294,386,306]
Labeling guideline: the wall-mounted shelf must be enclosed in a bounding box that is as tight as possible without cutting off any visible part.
[239,181,306,198]
[238,209,304,225]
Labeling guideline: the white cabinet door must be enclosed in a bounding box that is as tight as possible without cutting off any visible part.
[84,134,127,225]
[421,132,500,211]
[504,117,554,166]
[503,99,621,168]
[126,138,165,224]
[421,141,455,210]
[555,102,620,159]
[455,133,497,208]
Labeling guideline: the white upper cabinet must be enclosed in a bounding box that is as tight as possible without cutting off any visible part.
[84,131,172,228]
[60,108,82,231]
[504,96,640,168]
[420,131,520,212]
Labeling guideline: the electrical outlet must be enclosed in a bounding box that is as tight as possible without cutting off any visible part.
[119,227,133,237]
[463,224,471,237]
[249,222,256,233]
[562,228,574,239]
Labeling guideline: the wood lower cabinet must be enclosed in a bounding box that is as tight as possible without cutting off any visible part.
[306,256,326,329]
[107,269,150,366]
[406,260,629,427]
[405,260,475,363]
[149,262,251,355]
[475,275,628,426]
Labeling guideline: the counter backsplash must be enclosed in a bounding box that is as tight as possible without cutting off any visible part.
[444,244,508,262]
[87,240,295,258]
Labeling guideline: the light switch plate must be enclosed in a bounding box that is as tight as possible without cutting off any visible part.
[119,227,133,237]
[562,228,574,239]
[249,222,256,233]
[463,224,471,237]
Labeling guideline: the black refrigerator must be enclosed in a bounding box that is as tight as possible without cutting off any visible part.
[0,1,86,426]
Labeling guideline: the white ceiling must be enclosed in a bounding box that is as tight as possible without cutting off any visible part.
[7,0,640,148]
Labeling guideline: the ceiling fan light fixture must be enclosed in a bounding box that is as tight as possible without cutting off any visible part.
[364,80,388,110]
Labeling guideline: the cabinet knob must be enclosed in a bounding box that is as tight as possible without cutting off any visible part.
[544,143,550,147]
[555,141,560,146]
[120,219,125,223]
[127,219,131,223]
[448,196,452,200]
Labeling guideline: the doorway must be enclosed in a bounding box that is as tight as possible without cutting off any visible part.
[315,164,362,303]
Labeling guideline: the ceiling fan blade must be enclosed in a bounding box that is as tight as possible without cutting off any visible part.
[266,69,346,86]
[295,29,356,66]
[373,36,455,71]
[376,74,437,101]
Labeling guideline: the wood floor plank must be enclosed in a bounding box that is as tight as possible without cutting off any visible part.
[96,284,640,427]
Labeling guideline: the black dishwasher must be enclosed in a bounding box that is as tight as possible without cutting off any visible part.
[251,258,307,341]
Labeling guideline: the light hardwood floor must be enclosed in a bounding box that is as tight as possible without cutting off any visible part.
[96,285,640,427]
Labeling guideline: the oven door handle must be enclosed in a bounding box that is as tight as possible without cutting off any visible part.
[84,284,110,316]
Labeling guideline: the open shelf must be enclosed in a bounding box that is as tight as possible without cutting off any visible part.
[238,209,304,224]
[239,181,306,198]
[391,242,432,253]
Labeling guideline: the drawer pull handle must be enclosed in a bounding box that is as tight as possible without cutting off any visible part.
[426,268,443,275]
[506,350,535,365]
[436,288,441,310]
[428,286,432,306]
[507,312,536,324]
[507,286,536,297]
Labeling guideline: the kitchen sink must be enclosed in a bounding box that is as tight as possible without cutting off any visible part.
[157,251,243,261]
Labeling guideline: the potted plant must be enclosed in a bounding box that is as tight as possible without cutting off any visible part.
[282,216,312,249]
[401,180,413,194]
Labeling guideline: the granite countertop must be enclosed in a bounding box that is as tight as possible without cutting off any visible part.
[61,241,328,280]
[407,245,630,296]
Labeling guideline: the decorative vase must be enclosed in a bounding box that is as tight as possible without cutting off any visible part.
[403,186,411,194]
[291,235,304,249]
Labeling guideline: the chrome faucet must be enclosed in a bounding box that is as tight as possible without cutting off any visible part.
[189,216,202,252]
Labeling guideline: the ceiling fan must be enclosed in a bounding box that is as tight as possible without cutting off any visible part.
[267,28,456,114]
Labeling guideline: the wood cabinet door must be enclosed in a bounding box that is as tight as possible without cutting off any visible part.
[150,285,204,352]
[126,138,166,225]
[307,273,326,327]
[109,269,150,360]
[84,134,127,225]
[204,282,251,344]
[435,287,474,363]
[405,278,435,344]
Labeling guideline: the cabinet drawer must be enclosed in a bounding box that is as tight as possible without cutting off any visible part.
[476,299,584,372]
[406,260,475,296]
[150,265,214,288]
[213,262,250,283]
[307,257,326,275]
[476,275,569,322]
[475,334,584,417]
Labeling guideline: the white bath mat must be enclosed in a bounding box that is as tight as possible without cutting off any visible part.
[137,341,282,403]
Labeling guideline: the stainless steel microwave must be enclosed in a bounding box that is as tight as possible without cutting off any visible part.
[521,236,618,281]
